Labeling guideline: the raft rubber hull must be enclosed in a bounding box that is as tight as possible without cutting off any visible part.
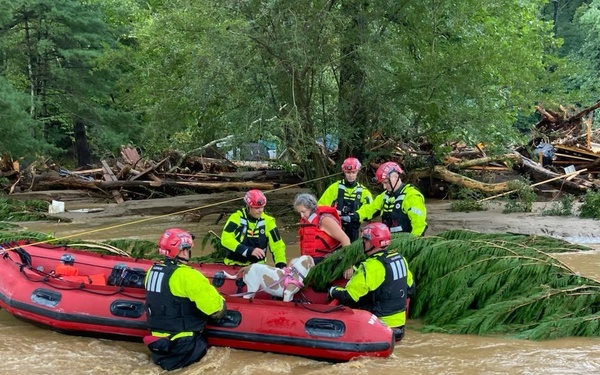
[0,241,394,362]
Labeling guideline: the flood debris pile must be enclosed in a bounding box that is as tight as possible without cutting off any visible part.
[1,102,600,205]
[0,146,304,203]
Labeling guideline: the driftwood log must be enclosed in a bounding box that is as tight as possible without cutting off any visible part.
[413,165,513,194]
[413,153,600,196]
[31,177,284,195]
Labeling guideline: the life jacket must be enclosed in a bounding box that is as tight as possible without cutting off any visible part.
[145,259,208,334]
[225,208,269,264]
[357,250,408,317]
[55,264,79,276]
[334,180,364,215]
[381,184,415,233]
[298,206,343,258]
[60,273,106,285]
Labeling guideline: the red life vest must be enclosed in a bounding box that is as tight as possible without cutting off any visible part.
[55,264,79,276]
[298,206,342,258]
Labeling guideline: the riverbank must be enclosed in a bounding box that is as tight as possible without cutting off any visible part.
[12,188,599,247]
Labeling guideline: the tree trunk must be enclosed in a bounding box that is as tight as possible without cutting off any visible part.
[412,165,513,194]
[74,118,91,167]
[413,153,600,195]
[31,176,283,194]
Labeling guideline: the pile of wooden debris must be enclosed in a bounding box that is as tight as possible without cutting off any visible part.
[382,101,600,198]
[1,147,304,204]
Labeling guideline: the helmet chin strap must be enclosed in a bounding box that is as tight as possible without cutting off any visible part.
[390,172,400,192]
[363,242,375,254]
[175,249,191,263]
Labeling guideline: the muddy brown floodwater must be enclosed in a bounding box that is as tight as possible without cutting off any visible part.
[2,193,600,374]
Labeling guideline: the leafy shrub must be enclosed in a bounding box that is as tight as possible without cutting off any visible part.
[502,179,536,213]
[542,194,574,217]
[450,188,487,212]
[579,190,600,219]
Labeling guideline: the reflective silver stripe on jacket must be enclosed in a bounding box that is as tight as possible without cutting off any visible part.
[146,268,165,293]
[389,226,403,233]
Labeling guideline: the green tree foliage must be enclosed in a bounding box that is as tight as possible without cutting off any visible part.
[0,0,140,166]
[112,0,563,193]
[106,0,245,156]
[541,0,588,57]
[0,197,49,221]
[572,1,600,98]
[578,189,600,219]
[407,230,599,340]
[365,0,556,154]
[307,229,600,340]
[0,77,49,158]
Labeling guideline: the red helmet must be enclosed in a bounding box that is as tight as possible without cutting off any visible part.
[361,223,391,249]
[375,162,403,183]
[158,228,194,257]
[244,189,267,208]
[341,157,361,172]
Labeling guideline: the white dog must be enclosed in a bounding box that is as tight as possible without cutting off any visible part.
[222,255,315,302]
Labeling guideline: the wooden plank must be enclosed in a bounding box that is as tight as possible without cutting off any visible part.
[101,160,125,204]
[554,144,600,158]
[551,160,586,165]
[554,152,596,162]
[130,157,169,181]
[68,168,103,175]
[587,117,592,149]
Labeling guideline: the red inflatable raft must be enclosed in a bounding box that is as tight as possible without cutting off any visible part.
[0,241,394,361]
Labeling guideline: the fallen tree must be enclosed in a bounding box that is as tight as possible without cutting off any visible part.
[410,153,600,196]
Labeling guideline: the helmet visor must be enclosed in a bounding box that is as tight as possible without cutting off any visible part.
[179,243,192,251]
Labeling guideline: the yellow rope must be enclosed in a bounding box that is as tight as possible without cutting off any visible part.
[4,172,342,251]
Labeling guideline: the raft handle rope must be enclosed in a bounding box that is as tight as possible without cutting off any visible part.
[1,243,144,299]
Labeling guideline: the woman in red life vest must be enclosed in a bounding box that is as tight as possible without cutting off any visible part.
[294,193,351,265]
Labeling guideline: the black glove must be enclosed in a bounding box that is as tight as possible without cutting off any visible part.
[328,286,337,298]
[340,213,359,223]
[275,262,286,269]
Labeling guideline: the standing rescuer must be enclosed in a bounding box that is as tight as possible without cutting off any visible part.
[144,228,226,371]
[221,189,287,268]
[329,223,414,341]
[318,157,373,242]
[347,161,427,236]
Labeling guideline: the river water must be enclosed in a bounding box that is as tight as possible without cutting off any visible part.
[2,210,600,375]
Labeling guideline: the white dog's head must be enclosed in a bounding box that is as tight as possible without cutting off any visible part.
[288,255,315,278]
